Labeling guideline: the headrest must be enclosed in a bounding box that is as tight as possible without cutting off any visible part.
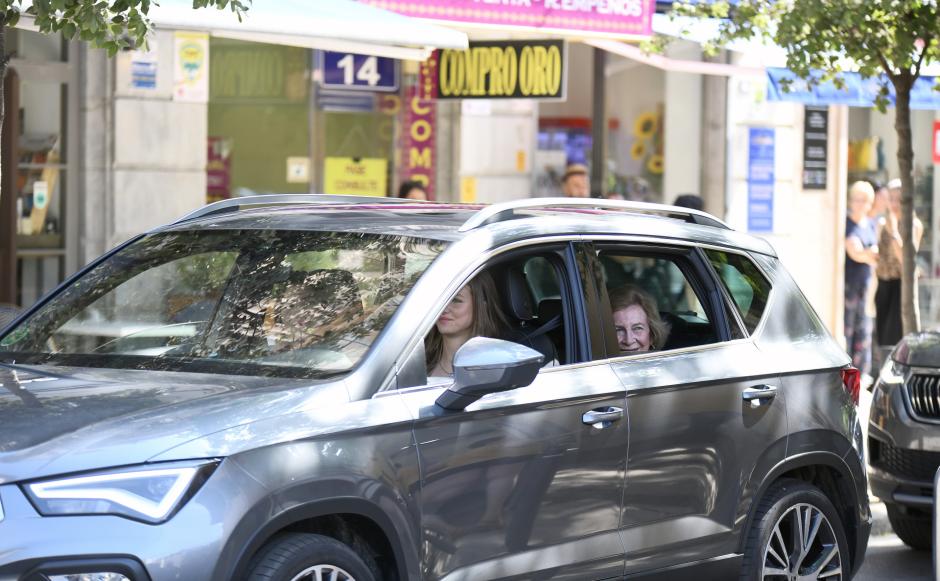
[538,298,562,321]
[500,268,536,321]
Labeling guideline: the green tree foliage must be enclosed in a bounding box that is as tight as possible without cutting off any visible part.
[0,0,247,54]
[666,0,939,335]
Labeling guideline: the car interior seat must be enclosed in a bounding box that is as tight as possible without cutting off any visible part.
[494,267,560,365]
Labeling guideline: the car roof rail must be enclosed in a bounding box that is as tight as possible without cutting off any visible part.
[457,197,731,232]
[172,194,417,225]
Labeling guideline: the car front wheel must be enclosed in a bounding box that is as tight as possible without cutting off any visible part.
[740,479,849,580]
[247,533,378,581]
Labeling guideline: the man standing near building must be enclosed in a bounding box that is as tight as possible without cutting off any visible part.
[845,181,879,378]
[561,164,590,198]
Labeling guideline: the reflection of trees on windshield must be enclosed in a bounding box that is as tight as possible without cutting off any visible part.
[0,230,446,377]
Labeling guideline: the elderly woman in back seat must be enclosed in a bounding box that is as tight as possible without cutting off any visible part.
[609,285,667,353]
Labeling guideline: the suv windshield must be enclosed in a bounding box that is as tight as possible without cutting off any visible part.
[0,229,446,378]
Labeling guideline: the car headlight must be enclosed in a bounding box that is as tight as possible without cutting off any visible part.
[878,358,907,386]
[23,460,218,524]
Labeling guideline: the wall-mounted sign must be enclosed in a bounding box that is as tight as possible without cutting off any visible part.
[207,137,232,203]
[933,120,940,165]
[321,52,398,92]
[399,79,436,198]
[802,106,828,190]
[422,40,566,100]
[174,32,209,103]
[362,0,653,38]
[130,41,158,90]
[748,127,775,233]
[324,157,387,197]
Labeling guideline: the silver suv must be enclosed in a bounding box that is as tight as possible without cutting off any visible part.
[0,196,869,581]
[868,331,940,550]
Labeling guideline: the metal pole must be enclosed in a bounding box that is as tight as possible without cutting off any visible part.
[590,47,606,198]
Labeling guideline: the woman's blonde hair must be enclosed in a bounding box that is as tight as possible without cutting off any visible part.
[608,284,667,351]
[426,270,508,373]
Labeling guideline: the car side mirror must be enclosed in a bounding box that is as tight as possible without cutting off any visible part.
[435,337,544,411]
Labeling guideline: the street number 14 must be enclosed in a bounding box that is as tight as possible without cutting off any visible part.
[337,54,381,86]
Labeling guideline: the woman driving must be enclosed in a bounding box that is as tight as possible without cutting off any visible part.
[426,271,507,377]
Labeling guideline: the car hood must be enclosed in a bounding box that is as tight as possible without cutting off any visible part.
[0,363,348,484]
[893,332,940,368]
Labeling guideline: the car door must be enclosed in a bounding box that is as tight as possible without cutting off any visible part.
[394,242,628,580]
[587,241,788,576]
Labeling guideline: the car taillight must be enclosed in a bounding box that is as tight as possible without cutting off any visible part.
[841,367,861,406]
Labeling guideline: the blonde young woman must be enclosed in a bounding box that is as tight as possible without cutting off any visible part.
[426,271,508,377]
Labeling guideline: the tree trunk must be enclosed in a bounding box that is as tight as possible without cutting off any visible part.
[893,75,919,336]
[0,25,6,209]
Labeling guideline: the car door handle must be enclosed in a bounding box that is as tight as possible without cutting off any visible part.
[742,384,777,406]
[582,406,624,426]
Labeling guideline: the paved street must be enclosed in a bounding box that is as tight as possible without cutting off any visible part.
[853,388,933,580]
[856,533,931,580]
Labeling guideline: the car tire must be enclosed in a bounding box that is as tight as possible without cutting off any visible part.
[886,502,932,551]
[740,478,850,581]
[246,533,378,581]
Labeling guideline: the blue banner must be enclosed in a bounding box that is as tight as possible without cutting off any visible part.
[748,128,775,233]
[766,67,940,109]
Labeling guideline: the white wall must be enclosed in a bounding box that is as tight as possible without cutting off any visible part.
[725,71,846,336]
[663,42,703,200]
[109,29,207,247]
[459,100,536,203]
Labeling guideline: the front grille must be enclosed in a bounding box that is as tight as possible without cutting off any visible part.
[907,374,940,419]
[870,437,940,481]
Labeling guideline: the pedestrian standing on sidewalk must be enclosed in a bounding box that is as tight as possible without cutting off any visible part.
[560,164,590,198]
[874,178,923,358]
[845,181,879,377]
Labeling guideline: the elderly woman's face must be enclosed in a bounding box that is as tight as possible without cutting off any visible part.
[614,304,651,353]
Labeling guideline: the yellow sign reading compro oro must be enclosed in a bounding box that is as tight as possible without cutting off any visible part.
[324,157,388,197]
[435,40,566,100]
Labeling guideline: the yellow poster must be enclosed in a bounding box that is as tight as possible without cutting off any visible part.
[324,157,388,197]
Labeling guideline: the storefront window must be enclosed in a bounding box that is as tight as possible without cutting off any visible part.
[208,38,310,200]
[14,77,69,307]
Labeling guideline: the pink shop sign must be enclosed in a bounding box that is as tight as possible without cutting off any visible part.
[362,0,654,38]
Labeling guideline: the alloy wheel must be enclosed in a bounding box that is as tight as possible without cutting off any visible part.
[761,502,842,580]
[289,564,357,581]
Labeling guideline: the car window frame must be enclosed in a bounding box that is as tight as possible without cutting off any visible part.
[588,241,735,360]
[384,240,596,393]
[701,247,774,338]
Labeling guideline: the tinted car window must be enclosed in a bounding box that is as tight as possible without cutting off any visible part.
[0,230,446,378]
[597,249,718,352]
[705,250,771,334]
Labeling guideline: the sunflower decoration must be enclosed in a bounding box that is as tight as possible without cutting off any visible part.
[634,111,658,140]
[630,106,665,185]
[630,140,646,161]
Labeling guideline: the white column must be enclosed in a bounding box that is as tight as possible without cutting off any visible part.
[663,41,702,201]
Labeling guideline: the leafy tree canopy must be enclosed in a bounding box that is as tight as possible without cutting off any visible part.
[0,0,249,55]
[665,0,939,110]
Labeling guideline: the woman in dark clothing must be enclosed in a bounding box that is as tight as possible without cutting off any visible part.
[874,179,922,349]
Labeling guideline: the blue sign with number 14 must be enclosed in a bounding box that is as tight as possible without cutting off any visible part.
[321,52,398,92]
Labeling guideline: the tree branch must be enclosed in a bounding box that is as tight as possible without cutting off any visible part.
[913,35,932,80]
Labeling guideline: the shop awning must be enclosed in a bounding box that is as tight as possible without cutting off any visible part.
[585,38,765,77]
[766,67,940,109]
[148,0,468,61]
